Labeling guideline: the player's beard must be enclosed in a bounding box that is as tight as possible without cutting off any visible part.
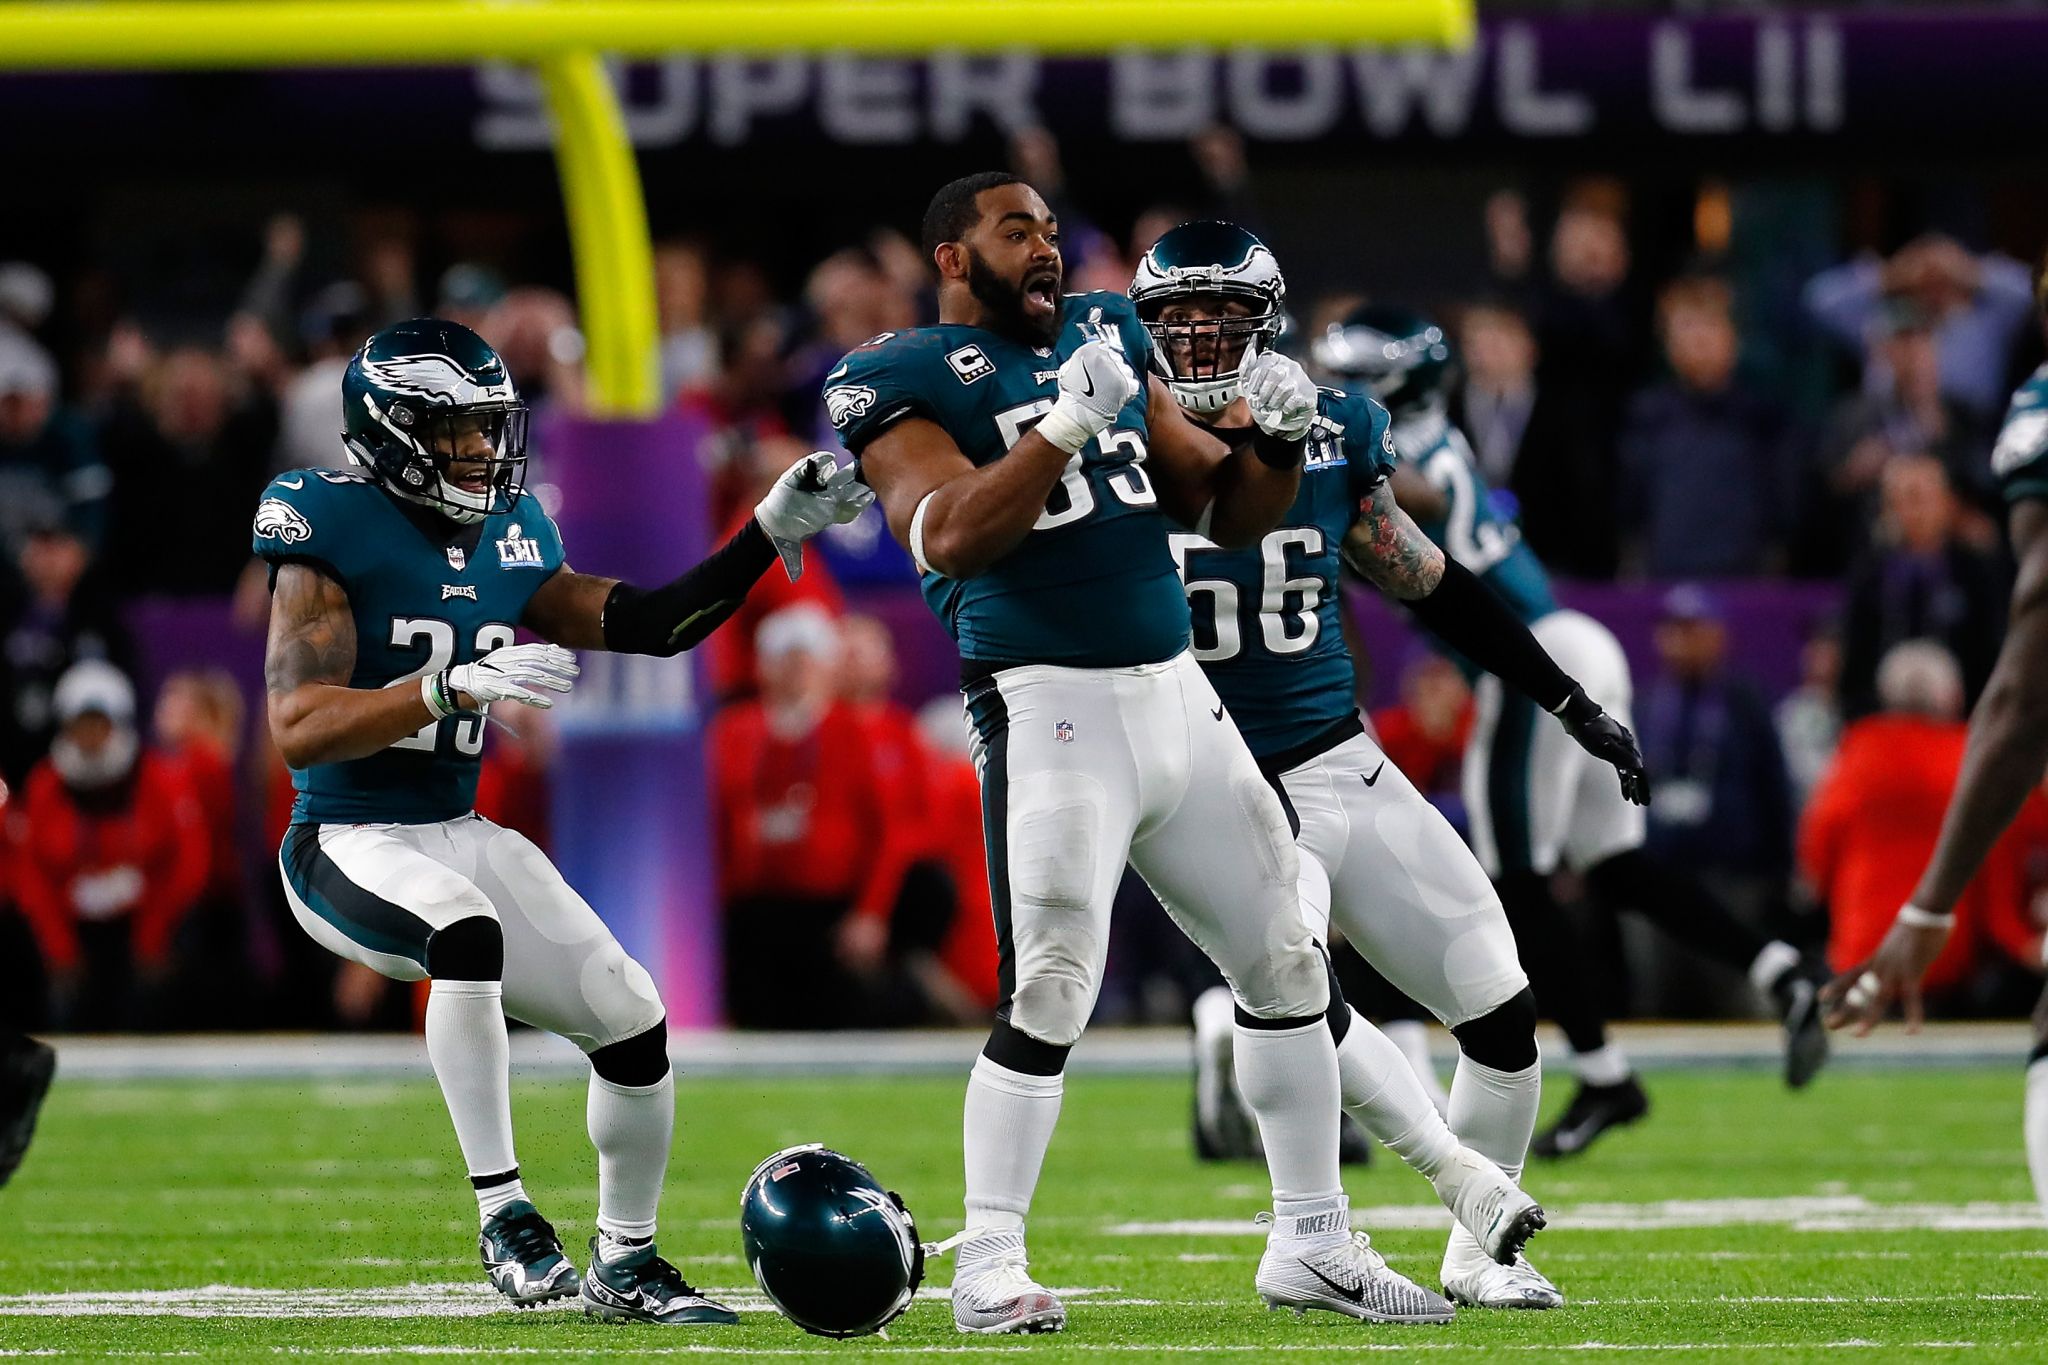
[965,247,1061,348]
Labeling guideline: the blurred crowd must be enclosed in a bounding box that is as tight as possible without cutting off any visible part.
[4,130,2047,1031]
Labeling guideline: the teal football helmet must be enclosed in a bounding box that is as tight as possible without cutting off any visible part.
[741,1145,924,1338]
[1130,221,1286,416]
[1312,304,1455,418]
[341,318,528,525]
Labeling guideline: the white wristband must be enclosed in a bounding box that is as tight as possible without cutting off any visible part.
[420,671,454,721]
[909,490,941,577]
[1033,399,1096,455]
[1897,904,1954,930]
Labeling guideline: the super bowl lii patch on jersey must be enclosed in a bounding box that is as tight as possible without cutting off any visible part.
[1055,719,1075,743]
[496,523,546,567]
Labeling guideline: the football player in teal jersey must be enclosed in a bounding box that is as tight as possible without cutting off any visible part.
[1828,269,2048,1217]
[835,173,1454,1331]
[254,318,867,1324]
[1323,306,1830,1163]
[1136,228,1644,1310]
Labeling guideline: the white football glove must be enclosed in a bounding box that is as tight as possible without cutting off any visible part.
[1037,338,1139,454]
[1241,338,1318,441]
[755,450,876,581]
[431,642,580,715]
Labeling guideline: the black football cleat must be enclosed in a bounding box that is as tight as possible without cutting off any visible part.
[1774,965,1831,1090]
[0,1033,55,1188]
[479,1201,581,1306]
[582,1237,738,1326]
[1530,1077,1650,1159]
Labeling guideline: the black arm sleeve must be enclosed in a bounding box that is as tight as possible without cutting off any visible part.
[1405,558,1576,713]
[600,518,778,657]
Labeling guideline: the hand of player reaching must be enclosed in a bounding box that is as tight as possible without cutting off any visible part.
[439,642,580,713]
[1036,339,1138,455]
[755,450,875,582]
[1240,338,1318,441]
[755,450,876,582]
[1821,913,1952,1035]
[1555,686,1650,806]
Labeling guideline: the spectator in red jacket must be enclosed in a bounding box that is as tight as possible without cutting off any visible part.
[710,605,905,1027]
[1370,654,1475,818]
[1800,640,2038,1005]
[15,661,208,1030]
[915,697,1000,1012]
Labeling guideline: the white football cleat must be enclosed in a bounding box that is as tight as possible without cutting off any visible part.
[1256,1228,1455,1325]
[949,1228,1066,1335]
[1441,1251,1564,1310]
[1430,1147,1546,1265]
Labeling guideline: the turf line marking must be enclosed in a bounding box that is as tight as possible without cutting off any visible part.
[1109,1195,2047,1236]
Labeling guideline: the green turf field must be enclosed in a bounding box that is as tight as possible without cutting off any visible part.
[2,1063,2044,1361]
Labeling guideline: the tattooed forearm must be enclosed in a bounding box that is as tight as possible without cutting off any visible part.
[265,564,356,694]
[1342,482,1445,600]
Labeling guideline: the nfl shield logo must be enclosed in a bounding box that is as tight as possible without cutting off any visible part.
[446,546,467,571]
[1054,719,1075,744]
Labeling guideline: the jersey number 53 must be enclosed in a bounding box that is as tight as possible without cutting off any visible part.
[994,400,1156,530]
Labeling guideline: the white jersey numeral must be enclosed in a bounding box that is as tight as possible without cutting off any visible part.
[993,401,1157,532]
[388,617,518,756]
[1171,526,1325,664]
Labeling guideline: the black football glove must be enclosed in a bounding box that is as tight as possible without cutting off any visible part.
[1556,686,1650,806]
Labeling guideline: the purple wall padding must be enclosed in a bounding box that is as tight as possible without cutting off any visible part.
[538,409,722,1026]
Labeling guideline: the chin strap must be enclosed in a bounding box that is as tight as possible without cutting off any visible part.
[919,1229,973,1259]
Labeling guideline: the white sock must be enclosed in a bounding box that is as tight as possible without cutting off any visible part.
[963,1053,1064,1232]
[1334,1014,1460,1180]
[1384,1018,1452,1116]
[425,979,517,1219]
[475,1174,529,1221]
[1444,1055,1542,1267]
[588,1069,674,1243]
[1748,940,1803,996]
[1234,1017,1343,1206]
[1447,1055,1542,1182]
[1574,1043,1633,1088]
[2026,1059,2048,1219]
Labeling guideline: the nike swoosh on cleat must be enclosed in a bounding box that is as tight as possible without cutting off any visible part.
[1297,1260,1365,1304]
[1363,762,1385,787]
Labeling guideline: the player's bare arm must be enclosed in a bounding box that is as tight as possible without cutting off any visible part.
[863,415,1074,579]
[1340,482,1445,600]
[521,451,870,653]
[265,562,431,768]
[1144,375,1301,547]
[1826,498,2048,1033]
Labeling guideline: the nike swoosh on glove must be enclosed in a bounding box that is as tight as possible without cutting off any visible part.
[1036,339,1139,454]
[446,642,581,710]
[1556,687,1650,805]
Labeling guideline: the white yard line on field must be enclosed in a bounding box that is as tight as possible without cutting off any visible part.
[1109,1195,2048,1236]
[0,1283,1147,1320]
[1,1341,1998,1358]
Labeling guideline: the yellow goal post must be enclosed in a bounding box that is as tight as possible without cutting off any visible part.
[0,0,1476,415]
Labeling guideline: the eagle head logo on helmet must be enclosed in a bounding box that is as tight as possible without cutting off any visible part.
[740,1144,924,1338]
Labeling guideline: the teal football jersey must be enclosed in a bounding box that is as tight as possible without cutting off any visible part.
[1994,363,2048,505]
[829,291,1190,669]
[1172,388,1397,761]
[1394,410,1557,630]
[251,469,565,825]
